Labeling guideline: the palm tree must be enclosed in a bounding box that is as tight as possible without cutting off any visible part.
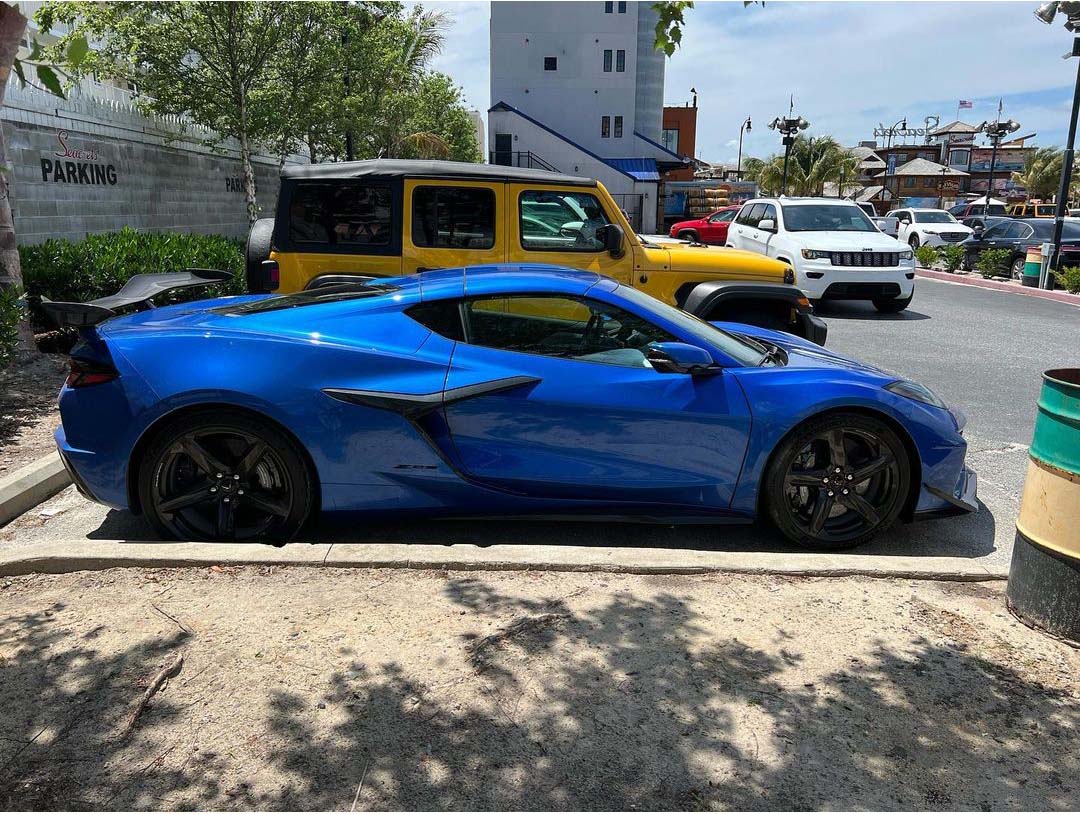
[754,136,859,197]
[1011,146,1063,201]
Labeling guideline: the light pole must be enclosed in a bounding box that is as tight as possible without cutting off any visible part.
[938,164,949,209]
[878,117,906,204]
[1035,0,1080,288]
[977,117,1021,213]
[768,114,810,195]
[736,116,752,179]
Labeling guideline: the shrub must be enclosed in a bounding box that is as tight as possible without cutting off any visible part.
[1057,265,1080,294]
[913,245,939,269]
[974,248,1012,279]
[19,228,245,329]
[0,286,24,368]
[939,243,966,273]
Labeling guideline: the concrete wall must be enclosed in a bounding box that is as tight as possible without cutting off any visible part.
[2,79,304,245]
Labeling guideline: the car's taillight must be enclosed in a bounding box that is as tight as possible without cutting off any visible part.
[66,357,118,388]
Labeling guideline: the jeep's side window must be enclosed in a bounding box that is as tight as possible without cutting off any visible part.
[519,190,611,252]
[289,182,393,247]
[743,203,766,227]
[411,186,496,249]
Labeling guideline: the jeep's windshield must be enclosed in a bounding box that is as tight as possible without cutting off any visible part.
[914,211,958,224]
[781,204,878,232]
[211,282,401,315]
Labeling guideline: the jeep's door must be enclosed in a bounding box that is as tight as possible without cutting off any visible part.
[402,180,507,274]
[506,184,634,284]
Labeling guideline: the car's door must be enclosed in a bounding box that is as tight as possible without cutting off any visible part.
[726,202,761,249]
[894,210,913,242]
[402,180,507,274]
[745,203,778,256]
[435,292,752,509]
[701,209,736,244]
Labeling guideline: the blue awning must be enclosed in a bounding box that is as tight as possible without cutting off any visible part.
[603,157,660,181]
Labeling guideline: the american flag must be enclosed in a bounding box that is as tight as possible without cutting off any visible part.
[958,100,973,109]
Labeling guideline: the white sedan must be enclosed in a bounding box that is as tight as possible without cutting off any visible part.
[894,208,973,249]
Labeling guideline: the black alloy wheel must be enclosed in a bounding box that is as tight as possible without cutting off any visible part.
[1010,257,1026,279]
[765,414,909,549]
[140,411,312,543]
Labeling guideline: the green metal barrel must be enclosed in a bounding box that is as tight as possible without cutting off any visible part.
[1021,246,1042,288]
[1006,368,1080,644]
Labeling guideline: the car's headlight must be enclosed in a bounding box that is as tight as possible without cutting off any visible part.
[801,249,830,259]
[885,379,948,409]
[899,249,913,260]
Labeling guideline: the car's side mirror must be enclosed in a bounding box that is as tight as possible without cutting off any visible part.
[596,223,625,258]
[757,218,777,232]
[973,225,984,235]
[646,342,720,375]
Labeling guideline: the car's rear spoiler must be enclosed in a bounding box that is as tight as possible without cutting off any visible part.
[39,268,233,328]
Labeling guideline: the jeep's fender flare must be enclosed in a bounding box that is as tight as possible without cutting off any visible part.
[680,280,804,318]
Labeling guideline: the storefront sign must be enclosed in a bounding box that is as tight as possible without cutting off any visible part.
[40,130,117,185]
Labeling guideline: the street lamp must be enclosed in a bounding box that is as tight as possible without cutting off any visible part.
[1036,0,1080,288]
[938,164,949,209]
[768,114,809,195]
[976,117,1021,214]
[877,117,906,203]
[736,116,752,179]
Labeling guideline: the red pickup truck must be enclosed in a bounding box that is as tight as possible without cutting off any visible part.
[668,204,741,245]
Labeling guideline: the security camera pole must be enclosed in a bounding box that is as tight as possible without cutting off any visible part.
[736,116,752,179]
[1035,1,1080,288]
[977,116,1021,216]
[768,111,810,196]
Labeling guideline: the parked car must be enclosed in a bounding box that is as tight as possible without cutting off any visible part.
[726,198,916,313]
[43,265,976,549]
[1007,202,1055,218]
[856,202,899,237]
[961,217,1080,275]
[892,208,973,248]
[959,215,1011,232]
[246,160,825,344]
[668,205,741,244]
[948,199,1009,219]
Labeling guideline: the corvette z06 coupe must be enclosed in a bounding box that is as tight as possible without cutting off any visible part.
[48,264,977,549]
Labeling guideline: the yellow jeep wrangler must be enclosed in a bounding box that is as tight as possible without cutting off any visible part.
[246,159,826,344]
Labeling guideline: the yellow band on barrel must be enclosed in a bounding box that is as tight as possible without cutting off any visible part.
[1016,456,1080,559]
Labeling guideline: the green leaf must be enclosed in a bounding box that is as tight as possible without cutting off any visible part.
[12,57,25,86]
[35,65,65,98]
[66,35,90,67]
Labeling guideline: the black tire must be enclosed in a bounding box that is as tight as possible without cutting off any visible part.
[873,293,912,313]
[961,252,973,272]
[1010,257,1025,279]
[908,234,920,249]
[764,413,910,550]
[678,230,699,242]
[246,218,275,292]
[138,410,313,544]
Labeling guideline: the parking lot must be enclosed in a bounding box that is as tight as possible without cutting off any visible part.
[2,277,1077,572]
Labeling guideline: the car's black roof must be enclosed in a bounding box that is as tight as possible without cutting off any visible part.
[281,159,595,187]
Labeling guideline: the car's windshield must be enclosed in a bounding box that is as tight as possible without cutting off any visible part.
[781,204,878,232]
[914,211,957,224]
[613,285,767,366]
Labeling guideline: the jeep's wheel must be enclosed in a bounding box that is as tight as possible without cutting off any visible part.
[245,218,275,292]
[765,414,909,550]
[139,411,313,544]
[873,293,912,313]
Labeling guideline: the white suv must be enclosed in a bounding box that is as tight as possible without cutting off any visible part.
[893,208,973,249]
[726,197,915,313]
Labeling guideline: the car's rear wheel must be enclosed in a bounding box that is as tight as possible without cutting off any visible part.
[678,229,698,242]
[765,413,909,550]
[139,411,313,544]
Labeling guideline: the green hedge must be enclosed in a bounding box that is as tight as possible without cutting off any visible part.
[19,228,245,328]
[0,286,23,367]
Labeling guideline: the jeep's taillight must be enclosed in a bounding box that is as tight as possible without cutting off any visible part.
[66,357,118,388]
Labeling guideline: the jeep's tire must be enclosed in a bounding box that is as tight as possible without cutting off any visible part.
[246,218,275,293]
[873,293,912,313]
[764,413,909,550]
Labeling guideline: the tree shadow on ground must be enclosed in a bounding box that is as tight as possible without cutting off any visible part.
[2,576,1074,810]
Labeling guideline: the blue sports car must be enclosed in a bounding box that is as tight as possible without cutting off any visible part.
[49,264,977,549]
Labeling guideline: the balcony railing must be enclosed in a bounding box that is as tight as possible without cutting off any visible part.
[489,150,559,173]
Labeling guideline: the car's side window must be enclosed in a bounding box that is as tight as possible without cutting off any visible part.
[288,181,394,250]
[1003,222,1029,239]
[759,204,777,227]
[983,223,1007,238]
[743,203,766,227]
[406,300,466,341]
[519,190,611,252]
[709,210,735,223]
[411,186,496,250]
[461,294,678,368]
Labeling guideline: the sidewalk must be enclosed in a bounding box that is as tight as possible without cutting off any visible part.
[916,267,1080,305]
[1,565,1076,810]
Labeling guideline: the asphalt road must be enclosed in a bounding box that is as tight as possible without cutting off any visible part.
[3,278,1077,571]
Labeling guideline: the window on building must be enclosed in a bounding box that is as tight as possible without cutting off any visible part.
[614,116,623,138]
[618,1,627,11]
[616,49,625,72]
[603,49,612,72]
[604,1,613,12]
[411,186,496,249]
[544,56,557,71]
[949,149,970,168]
[601,116,611,138]
[288,181,394,250]
[922,178,935,187]
[904,177,916,188]
[661,128,679,154]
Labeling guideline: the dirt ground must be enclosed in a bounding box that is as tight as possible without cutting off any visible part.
[0,355,66,472]
[0,566,1077,811]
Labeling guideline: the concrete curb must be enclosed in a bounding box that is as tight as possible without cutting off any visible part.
[0,539,1009,581]
[0,453,72,528]
[916,267,1080,306]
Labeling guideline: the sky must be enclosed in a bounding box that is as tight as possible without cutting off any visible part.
[415,0,1078,165]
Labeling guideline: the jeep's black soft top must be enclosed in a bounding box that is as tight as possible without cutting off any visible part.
[280,158,596,187]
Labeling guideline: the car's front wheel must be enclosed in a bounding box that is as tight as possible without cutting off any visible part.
[908,234,921,249]
[678,229,699,242]
[873,293,912,313]
[139,410,313,544]
[1010,257,1025,279]
[764,413,910,550]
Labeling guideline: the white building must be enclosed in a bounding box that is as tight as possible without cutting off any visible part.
[488,0,687,232]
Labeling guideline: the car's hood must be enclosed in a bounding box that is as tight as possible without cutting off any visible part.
[639,243,789,283]
[792,232,907,251]
[711,320,893,378]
